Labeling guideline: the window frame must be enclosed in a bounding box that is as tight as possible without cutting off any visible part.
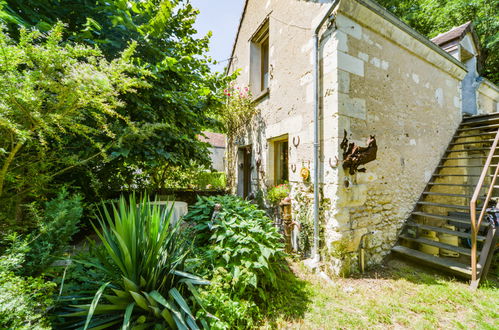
[272,137,289,185]
[250,19,270,95]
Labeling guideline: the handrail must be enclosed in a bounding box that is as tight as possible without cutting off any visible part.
[469,128,499,284]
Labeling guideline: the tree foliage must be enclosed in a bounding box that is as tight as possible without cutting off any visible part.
[377,0,498,84]
[0,23,144,219]
[0,0,231,199]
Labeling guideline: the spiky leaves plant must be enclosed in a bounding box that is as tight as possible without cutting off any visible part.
[70,194,208,329]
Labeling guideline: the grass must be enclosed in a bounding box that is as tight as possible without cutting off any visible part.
[260,258,498,329]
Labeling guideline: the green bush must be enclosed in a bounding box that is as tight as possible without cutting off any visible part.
[267,184,290,205]
[23,189,83,275]
[0,234,56,329]
[184,195,285,328]
[67,194,208,329]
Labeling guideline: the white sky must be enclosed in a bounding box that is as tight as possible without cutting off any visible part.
[190,0,246,73]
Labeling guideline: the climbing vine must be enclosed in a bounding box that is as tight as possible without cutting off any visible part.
[219,85,259,193]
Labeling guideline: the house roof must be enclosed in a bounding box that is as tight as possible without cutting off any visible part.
[431,21,472,46]
[430,21,481,58]
[199,131,226,148]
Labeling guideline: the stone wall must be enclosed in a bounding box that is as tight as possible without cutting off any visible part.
[228,0,335,251]
[477,79,499,115]
[228,0,474,275]
[322,0,468,274]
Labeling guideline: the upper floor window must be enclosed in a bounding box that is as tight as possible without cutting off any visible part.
[250,20,269,95]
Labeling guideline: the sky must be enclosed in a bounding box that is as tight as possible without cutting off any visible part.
[190,0,246,73]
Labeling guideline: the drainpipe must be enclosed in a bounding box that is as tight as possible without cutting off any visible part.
[312,1,340,260]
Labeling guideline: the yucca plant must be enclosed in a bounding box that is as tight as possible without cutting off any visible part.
[68,194,208,329]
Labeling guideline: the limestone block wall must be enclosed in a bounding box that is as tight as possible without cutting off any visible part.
[228,0,477,275]
[477,79,499,115]
[228,0,337,245]
[322,0,468,273]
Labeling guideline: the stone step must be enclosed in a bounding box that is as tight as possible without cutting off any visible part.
[391,245,472,278]
[399,234,475,257]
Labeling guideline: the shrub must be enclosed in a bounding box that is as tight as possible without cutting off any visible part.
[0,234,56,329]
[23,189,83,275]
[184,195,285,328]
[67,194,208,329]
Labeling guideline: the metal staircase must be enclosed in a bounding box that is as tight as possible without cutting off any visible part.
[392,113,499,287]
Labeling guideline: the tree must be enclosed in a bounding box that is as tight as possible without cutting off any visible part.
[0,0,232,200]
[0,23,145,220]
[377,0,498,84]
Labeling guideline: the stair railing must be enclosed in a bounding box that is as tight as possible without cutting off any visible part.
[469,128,499,286]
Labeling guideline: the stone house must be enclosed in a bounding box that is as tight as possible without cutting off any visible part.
[199,131,226,172]
[226,0,499,282]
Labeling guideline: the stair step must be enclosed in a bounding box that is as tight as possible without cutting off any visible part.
[438,165,495,168]
[399,234,475,257]
[391,245,472,278]
[449,140,495,146]
[461,116,499,127]
[406,222,487,241]
[457,124,499,132]
[432,173,496,177]
[428,183,499,188]
[422,192,476,198]
[442,156,499,160]
[417,201,470,210]
[447,147,494,153]
[454,132,497,139]
[462,113,499,122]
[411,211,488,228]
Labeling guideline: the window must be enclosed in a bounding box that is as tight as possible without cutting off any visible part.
[260,36,269,90]
[250,20,269,94]
[274,139,288,185]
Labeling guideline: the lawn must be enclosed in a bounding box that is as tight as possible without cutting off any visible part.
[262,258,498,329]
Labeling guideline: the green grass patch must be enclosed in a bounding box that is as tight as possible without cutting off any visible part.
[260,259,499,329]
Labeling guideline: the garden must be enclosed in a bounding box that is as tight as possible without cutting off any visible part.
[0,1,300,328]
[1,1,498,329]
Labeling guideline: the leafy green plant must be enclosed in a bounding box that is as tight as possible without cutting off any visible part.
[0,234,56,329]
[68,194,208,329]
[22,189,83,275]
[267,184,290,206]
[184,195,285,328]
[0,22,145,224]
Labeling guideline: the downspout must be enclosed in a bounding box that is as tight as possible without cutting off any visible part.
[312,1,340,260]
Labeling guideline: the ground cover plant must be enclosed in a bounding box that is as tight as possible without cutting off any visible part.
[183,195,289,329]
[64,194,209,329]
[0,235,56,329]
